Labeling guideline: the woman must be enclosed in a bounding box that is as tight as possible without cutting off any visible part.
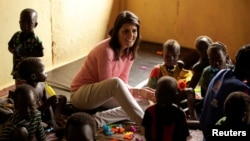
[70,11,155,127]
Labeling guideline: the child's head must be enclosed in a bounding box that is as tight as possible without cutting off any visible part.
[234,44,250,82]
[66,112,96,141]
[224,91,250,125]
[13,84,38,120]
[155,76,178,107]
[207,42,228,70]
[162,39,180,68]
[195,35,213,59]
[19,8,38,34]
[17,57,47,84]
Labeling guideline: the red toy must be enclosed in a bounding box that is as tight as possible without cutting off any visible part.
[178,79,186,90]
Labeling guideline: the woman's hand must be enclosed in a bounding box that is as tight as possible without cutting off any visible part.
[133,87,156,102]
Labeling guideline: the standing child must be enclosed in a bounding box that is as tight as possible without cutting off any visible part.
[0,84,46,141]
[147,39,197,120]
[142,76,190,141]
[65,112,97,141]
[17,57,67,132]
[8,8,44,86]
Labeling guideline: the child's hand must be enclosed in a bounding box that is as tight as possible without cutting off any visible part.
[47,95,59,106]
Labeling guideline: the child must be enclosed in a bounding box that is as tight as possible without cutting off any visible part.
[188,35,213,90]
[0,84,46,141]
[65,112,97,141]
[200,44,250,140]
[215,91,250,129]
[17,57,67,132]
[213,91,250,141]
[147,39,192,89]
[142,76,190,141]
[8,8,44,86]
[147,39,197,120]
[199,42,234,97]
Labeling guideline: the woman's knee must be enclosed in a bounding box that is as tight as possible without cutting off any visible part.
[13,127,28,141]
[109,77,124,87]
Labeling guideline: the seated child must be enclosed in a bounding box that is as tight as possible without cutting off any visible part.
[199,42,234,98]
[142,76,190,141]
[0,84,46,141]
[214,91,250,141]
[16,57,67,131]
[200,44,250,140]
[188,35,213,89]
[215,91,250,129]
[147,39,197,120]
[147,39,192,89]
[65,112,97,141]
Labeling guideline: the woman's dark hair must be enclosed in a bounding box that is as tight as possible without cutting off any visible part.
[234,44,250,81]
[109,11,140,61]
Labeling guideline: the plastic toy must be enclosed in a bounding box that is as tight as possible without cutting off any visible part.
[123,131,134,140]
[178,79,186,90]
[102,125,113,136]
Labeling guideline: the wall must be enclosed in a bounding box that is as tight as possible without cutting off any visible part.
[50,0,113,66]
[127,0,250,61]
[0,0,114,91]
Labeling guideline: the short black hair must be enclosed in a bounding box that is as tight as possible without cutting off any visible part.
[66,112,96,136]
[13,84,37,104]
[224,91,250,124]
[155,76,178,107]
[235,44,250,68]
[195,35,213,52]
[17,57,41,80]
[234,44,250,80]
[207,41,227,55]
[20,8,38,21]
